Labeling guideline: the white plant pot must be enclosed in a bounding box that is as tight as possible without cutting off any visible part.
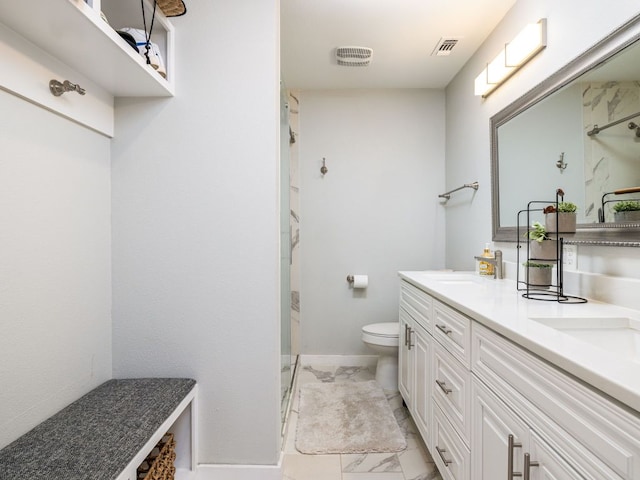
[545,212,576,233]
[525,266,552,287]
[614,210,640,223]
[529,240,557,261]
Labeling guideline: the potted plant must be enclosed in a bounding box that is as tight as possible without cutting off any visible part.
[544,201,577,233]
[613,200,640,223]
[526,222,557,260]
[523,261,554,287]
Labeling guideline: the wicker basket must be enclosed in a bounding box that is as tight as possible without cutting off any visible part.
[156,0,186,17]
[137,433,176,480]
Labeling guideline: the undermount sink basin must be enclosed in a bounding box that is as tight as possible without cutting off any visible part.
[530,317,640,363]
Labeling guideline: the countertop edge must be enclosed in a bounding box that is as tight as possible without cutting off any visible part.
[399,271,640,414]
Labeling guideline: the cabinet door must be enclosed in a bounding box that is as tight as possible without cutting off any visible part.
[412,321,432,447]
[399,308,413,406]
[528,432,585,480]
[472,379,530,480]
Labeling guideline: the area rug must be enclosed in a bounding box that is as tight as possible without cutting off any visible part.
[295,380,407,454]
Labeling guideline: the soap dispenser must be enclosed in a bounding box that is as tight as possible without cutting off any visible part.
[479,243,495,276]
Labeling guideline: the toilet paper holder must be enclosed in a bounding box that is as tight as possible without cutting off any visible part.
[346,274,368,289]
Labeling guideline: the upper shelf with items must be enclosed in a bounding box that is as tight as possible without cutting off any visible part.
[0,0,175,97]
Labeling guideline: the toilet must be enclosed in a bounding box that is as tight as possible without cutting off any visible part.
[361,322,400,391]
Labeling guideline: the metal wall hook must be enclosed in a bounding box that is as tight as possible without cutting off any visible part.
[320,157,328,175]
[49,79,86,97]
[556,152,568,172]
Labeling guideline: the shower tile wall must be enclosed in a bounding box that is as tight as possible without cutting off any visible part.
[289,90,300,356]
[583,81,640,221]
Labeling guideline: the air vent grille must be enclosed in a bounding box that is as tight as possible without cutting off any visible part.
[432,38,461,56]
[336,46,373,66]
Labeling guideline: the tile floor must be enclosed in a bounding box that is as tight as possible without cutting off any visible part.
[282,364,444,480]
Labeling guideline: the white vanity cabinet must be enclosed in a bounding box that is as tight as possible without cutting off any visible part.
[473,322,639,480]
[400,282,471,480]
[472,376,587,480]
[472,378,530,480]
[399,275,640,480]
[399,285,433,447]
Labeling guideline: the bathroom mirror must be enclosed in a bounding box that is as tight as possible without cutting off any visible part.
[492,13,640,246]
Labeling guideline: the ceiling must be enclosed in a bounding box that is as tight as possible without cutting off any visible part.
[281,0,517,90]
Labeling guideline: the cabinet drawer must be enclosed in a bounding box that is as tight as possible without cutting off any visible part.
[432,341,471,446]
[433,300,471,367]
[472,322,639,480]
[400,281,432,330]
[432,404,470,480]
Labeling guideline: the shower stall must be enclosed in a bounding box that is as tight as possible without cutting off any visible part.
[280,80,296,428]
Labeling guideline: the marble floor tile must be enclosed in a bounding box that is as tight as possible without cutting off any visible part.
[397,447,441,480]
[342,453,402,473]
[283,454,342,480]
[283,363,443,480]
[341,473,405,480]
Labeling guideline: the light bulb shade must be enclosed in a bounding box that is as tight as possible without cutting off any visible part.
[474,18,547,98]
[505,19,547,67]
[487,50,516,84]
[474,68,492,96]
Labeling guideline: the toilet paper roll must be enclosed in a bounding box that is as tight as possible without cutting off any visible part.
[352,275,368,289]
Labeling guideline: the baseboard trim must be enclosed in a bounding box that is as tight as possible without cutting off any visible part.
[194,457,282,480]
[299,354,378,367]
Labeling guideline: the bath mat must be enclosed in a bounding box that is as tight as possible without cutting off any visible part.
[295,380,407,454]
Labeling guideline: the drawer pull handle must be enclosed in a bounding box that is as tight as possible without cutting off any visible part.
[523,454,539,480]
[508,434,523,480]
[404,324,409,346]
[435,446,453,466]
[436,324,452,335]
[408,328,414,350]
[436,379,452,394]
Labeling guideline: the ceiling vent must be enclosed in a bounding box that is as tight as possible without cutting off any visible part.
[432,38,461,56]
[336,46,373,66]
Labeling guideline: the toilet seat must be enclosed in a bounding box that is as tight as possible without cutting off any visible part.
[362,322,400,346]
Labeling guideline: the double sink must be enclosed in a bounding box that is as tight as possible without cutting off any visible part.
[415,272,640,364]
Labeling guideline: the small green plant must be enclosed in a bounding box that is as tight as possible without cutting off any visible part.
[522,261,553,268]
[558,202,577,213]
[543,202,577,214]
[526,221,550,243]
[613,200,640,212]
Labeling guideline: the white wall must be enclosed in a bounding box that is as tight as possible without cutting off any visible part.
[111,0,281,465]
[0,89,112,448]
[445,1,640,280]
[299,89,446,354]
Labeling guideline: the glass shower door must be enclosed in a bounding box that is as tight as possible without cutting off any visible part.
[280,80,292,428]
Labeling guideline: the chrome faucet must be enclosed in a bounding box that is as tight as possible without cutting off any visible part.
[474,250,503,279]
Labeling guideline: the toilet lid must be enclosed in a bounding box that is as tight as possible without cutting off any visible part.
[362,322,399,337]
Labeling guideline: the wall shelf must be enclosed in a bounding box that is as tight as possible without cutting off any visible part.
[0,0,174,98]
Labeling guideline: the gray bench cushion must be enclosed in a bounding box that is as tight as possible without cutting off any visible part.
[0,378,196,480]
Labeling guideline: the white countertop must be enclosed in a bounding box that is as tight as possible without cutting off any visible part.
[399,271,640,413]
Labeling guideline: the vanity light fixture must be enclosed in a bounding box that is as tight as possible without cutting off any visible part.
[474,19,547,98]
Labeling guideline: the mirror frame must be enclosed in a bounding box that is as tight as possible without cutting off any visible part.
[491,13,640,247]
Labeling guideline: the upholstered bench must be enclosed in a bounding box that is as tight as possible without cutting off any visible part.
[0,378,197,480]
